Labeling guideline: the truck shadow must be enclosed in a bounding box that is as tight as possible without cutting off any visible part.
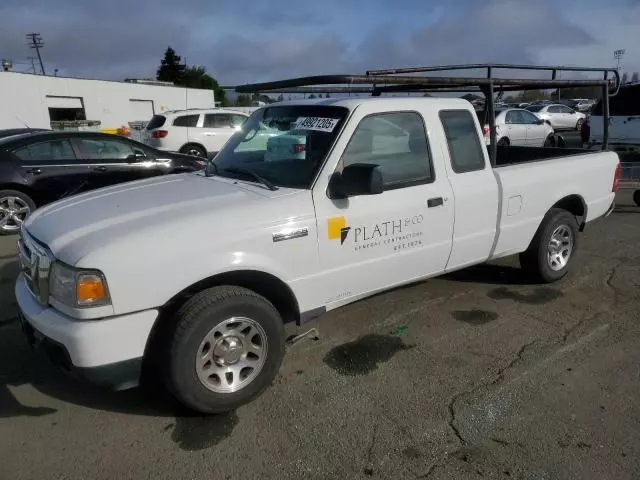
[442,263,540,286]
[0,320,238,451]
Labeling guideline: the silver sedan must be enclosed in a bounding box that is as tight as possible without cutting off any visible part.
[526,104,586,130]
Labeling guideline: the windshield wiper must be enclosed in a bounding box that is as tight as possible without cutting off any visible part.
[221,166,279,191]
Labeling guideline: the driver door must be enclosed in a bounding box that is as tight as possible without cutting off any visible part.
[312,106,454,309]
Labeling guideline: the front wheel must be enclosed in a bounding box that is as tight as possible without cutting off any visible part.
[165,286,285,413]
[0,190,36,236]
[576,118,584,131]
[520,208,579,283]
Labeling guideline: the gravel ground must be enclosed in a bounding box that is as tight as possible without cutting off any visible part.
[0,191,638,480]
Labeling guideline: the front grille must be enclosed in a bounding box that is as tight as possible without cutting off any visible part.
[18,230,53,305]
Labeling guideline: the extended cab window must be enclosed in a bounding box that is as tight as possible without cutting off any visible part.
[439,110,485,173]
[340,112,433,189]
[14,139,76,162]
[173,114,199,127]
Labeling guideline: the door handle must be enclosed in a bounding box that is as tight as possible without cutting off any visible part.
[93,166,108,172]
[25,168,42,175]
[427,197,444,208]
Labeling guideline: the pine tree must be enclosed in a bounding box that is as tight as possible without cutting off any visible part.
[156,47,186,84]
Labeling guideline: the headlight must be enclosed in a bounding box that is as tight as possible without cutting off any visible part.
[50,262,110,308]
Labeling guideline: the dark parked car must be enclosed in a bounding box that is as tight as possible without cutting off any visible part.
[0,131,204,235]
[0,128,50,139]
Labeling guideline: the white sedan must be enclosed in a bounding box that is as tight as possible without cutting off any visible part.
[526,104,586,131]
[482,108,555,147]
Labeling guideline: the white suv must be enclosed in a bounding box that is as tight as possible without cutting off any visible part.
[142,109,250,157]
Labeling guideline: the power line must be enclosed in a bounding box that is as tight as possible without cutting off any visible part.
[26,33,45,75]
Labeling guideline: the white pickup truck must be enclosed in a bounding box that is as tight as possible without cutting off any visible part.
[16,96,619,413]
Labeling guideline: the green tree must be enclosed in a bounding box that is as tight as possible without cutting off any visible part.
[156,47,185,84]
[234,94,253,107]
[177,65,226,104]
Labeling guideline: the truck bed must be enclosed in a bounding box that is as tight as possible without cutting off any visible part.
[492,145,588,166]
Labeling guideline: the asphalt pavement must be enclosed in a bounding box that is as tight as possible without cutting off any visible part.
[0,191,638,480]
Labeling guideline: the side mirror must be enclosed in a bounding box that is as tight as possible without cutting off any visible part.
[537,119,545,125]
[328,163,384,199]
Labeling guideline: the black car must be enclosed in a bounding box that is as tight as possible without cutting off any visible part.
[0,128,50,139]
[0,131,204,235]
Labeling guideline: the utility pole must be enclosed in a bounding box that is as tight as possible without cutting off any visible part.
[27,56,37,74]
[26,33,45,75]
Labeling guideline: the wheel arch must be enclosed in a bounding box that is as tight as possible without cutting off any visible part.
[550,194,588,231]
[0,183,40,206]
[144,269,301,365]
[179,142,208,155]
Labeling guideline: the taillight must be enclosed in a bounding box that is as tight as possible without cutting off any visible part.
[612,162,621,193]
[292,144,306,153]
[482,125,490,136]
[152,130,168,139]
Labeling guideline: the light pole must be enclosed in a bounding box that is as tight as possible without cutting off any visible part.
[614,49,626,71]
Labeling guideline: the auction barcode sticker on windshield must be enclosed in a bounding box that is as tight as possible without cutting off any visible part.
[293,117,340,132]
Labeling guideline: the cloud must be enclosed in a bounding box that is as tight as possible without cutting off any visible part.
[0,0,635,86]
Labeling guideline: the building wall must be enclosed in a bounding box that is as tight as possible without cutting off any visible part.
[0,72,215,130]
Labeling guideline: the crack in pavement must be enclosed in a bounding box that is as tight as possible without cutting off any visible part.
[605,263,625,303]
[419,339,541,478]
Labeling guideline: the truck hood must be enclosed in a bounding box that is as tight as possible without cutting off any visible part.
[25,172,302,264]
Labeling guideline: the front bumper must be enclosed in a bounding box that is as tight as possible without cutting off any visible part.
[15,274,158,390]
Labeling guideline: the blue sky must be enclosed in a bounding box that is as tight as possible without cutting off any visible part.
[1,0,638,84]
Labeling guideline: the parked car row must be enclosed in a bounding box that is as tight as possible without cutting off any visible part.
[0,130,204,235]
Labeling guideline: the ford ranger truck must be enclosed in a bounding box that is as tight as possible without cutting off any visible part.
[16,97,619,413]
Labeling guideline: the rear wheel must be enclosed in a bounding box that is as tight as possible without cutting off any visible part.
[497,137,510,147]
[0,190,35,235]
[180,144,207,158]
[165,286,285,413]
[575,118,584,131]
[520,208,579,283]
[634,190,640,207]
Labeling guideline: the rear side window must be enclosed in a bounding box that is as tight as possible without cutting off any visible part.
[341,111,433,189]
[204,114,232,128]
[146,115,166,130]
[592,85,640,116]
[439,110,485,174]
[76,138,134,160]
[172,114,199,127]
[14,139,76,162]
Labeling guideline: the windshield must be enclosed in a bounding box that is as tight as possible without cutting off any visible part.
[213,105,349,189]
[525,105,544,112]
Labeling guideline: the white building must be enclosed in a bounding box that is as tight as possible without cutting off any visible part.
[0,71,215,133]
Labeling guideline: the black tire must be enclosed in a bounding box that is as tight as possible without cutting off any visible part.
[165,285,285,414]
[519,208,579,283]
[0,189,36,236]
[543,135,554,148]
[576,118,584,131]
[179,143,207,158]
[633,189,640,207]
[497,137,510,147]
